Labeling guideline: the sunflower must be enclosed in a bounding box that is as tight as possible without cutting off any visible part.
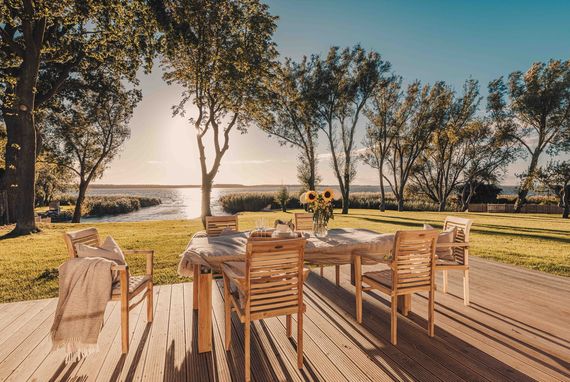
[306,190,318,203]
[299,192,307,204]
[321,188,334,202]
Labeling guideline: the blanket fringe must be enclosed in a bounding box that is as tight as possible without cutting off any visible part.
[51,335,99,364]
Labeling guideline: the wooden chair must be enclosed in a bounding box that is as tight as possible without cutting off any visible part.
[205,215,239,236]
[222,237,306,382]
[436,216,473,306]
[63,227,154,353]
[354,230,438,345]
[294,212,342,286]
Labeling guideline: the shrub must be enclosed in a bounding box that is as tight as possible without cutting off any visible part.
[275,186,290,212]
[53,195,161,217]
[219,193,276,213]
[219,191,445,212]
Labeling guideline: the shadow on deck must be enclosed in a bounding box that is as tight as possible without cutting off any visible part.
[0,257,569,381]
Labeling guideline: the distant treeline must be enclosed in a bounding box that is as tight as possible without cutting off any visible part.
[219,191,561,214]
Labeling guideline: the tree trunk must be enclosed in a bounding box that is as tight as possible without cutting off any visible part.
[378,168,386,212]
[72,181,87,223]
[3,113,19,224]
[397,198,404,212]
[9,34,43,235]
[308,160,316,190]
[438,200,446,212]
[515,150,541,212]
[341,187,350,214]
[201,177,213,227]
[562,185,570,219]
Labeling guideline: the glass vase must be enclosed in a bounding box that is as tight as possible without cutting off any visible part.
[313,220,328,238]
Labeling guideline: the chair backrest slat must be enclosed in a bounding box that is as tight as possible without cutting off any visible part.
[245,238,305,315]
[392,230,438,294]
[294,213,313,231]
[206,215,239,237]
[443,216,473,263]
[63,227,100,258]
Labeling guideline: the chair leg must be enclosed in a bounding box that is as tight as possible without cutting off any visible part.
[463,269,470,306]
[335,265,340,286]
[320,266,324,277]
[286,315,292,338]
[297,311,303,369]
[354,256,362,323]
[146,282,154,323]
[223,277,231,351]
[391,295,398,345]
[121,295,129,353]
[244,320,251,382]
[442,270,448,294]
[428,289,435,337]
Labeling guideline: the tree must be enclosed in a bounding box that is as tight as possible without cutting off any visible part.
[44,70,140,222]
[538,161,570,218]
[458,119,518,211]
[361,76,411,211]
[488,60,570,212]
[153,0,277,225]
[312,45,391,214]
[411,80,480,211]
[34,159,72,206]
[385,81,445,211]
[0,0,156,234]
[275,186,289,212]
[257,57,321,190]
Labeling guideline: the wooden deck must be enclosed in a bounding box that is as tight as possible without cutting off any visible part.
[0,257,569,382]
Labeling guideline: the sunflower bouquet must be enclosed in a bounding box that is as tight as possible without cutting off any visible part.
[300,189,335,237]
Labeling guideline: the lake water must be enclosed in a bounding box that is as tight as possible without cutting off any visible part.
[83,185,519,223]
[82,185,381,223]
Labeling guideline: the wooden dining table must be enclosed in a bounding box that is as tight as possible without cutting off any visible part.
[178,228,400,353]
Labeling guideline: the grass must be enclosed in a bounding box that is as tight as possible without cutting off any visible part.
[1,209,569,303]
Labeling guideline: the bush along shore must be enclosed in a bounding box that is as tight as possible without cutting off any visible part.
[219,191,444,213]
[41,195,161,221]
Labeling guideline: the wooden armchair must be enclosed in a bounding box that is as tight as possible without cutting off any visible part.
[436,216,473,305]
[205,215,239,236]
[294,212,342,286]
[222,237,306,382]
[354,230,438,345]
[63,227,154,353]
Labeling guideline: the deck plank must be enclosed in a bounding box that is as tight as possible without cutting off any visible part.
[0,255,568,382]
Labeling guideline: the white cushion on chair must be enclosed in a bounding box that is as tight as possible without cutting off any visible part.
[76,236,126,265]
[423,224,456,261]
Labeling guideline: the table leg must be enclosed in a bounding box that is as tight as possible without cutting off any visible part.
[193,264,200,310]
[350,263,356,286]
[197,271,213,353]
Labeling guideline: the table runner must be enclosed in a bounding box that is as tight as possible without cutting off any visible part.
[178,228,394,276]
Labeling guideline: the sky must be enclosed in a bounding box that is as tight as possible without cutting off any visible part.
[97,0,570,186]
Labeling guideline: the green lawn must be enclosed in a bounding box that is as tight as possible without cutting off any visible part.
[1,209,569,303]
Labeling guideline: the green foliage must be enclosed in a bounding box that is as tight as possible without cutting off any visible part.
[275,186,290,212]
[49,195,161,217]
[310,45,391,213]
[257,58,321,189]
[152,0,278,219]
[219,192,276,213]
[487,60,570,208]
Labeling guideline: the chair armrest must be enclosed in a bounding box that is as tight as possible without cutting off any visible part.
[123,249,154,277]
[111,264,128,271]
[435,242,469,249]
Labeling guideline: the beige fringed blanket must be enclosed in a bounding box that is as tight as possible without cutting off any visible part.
[51,257,116,363]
